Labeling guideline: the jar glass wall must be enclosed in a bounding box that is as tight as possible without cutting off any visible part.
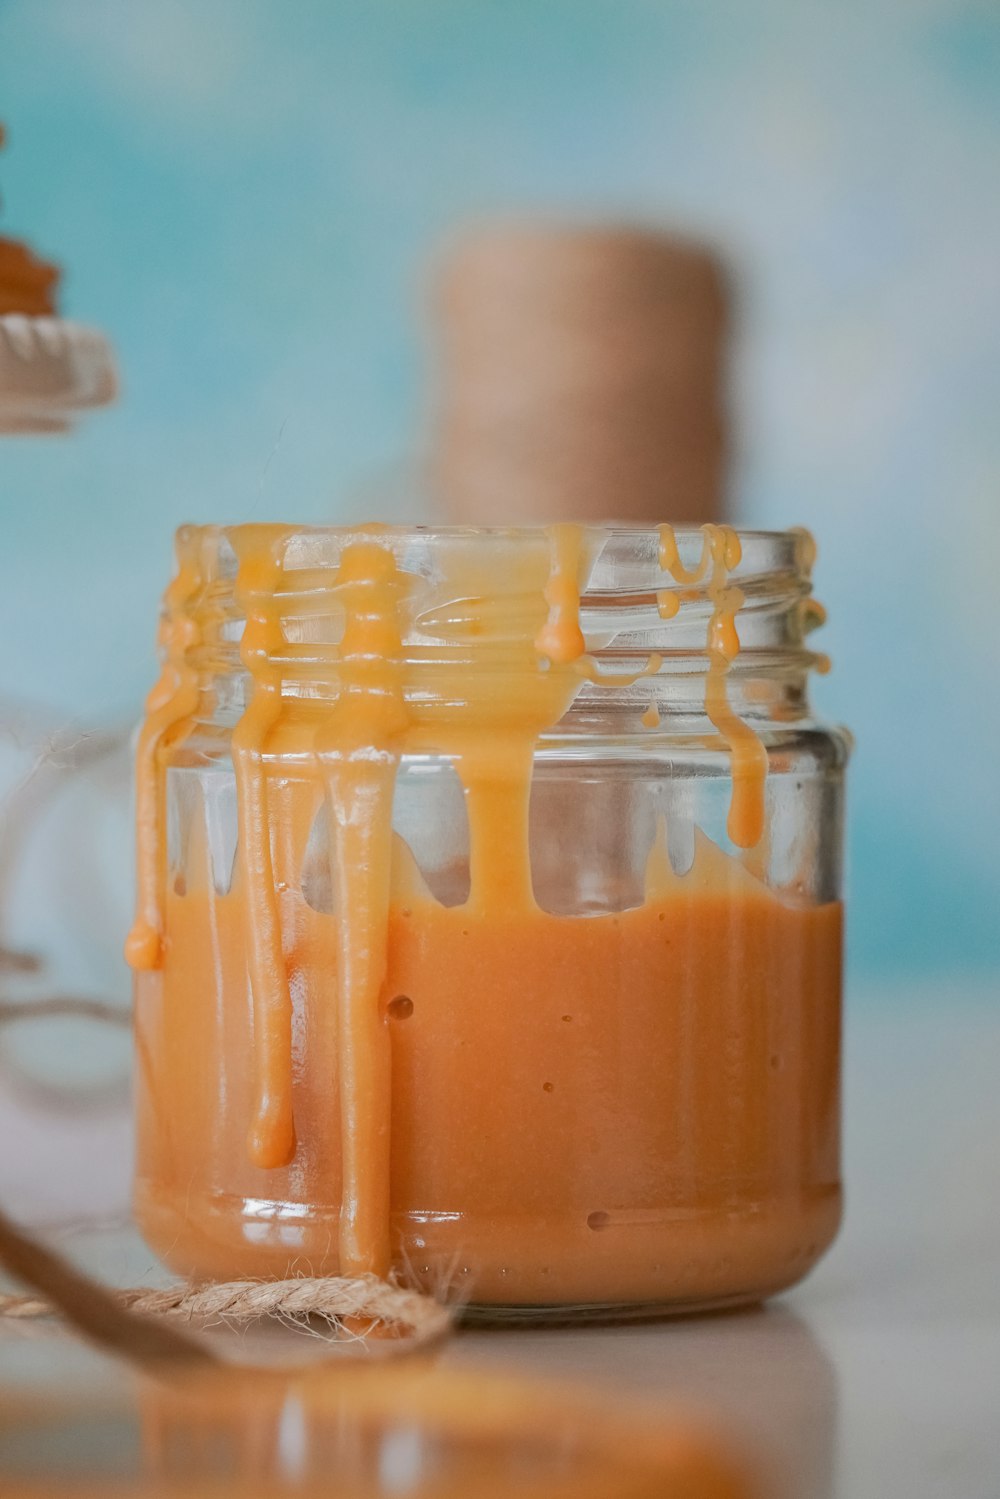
[131,524,848,1317]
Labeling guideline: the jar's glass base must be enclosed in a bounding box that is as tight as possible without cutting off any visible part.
[135,1178,841,1317]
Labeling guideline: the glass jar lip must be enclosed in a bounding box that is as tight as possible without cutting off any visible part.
[182,522,816,592]
[194,521,801,542]
[162,522,824,686]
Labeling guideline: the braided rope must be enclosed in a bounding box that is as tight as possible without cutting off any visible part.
[0,1272,453,1348]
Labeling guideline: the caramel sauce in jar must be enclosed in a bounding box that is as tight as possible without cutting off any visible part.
[130,524,847,1315]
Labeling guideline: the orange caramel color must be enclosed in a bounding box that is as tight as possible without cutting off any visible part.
[131,523,841,1309]
[134,839,841,1307]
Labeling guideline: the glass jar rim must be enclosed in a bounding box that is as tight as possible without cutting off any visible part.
[182,521,815,588]
[158,522,826,688]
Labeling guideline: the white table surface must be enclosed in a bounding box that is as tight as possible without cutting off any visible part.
[1,983,998,1498]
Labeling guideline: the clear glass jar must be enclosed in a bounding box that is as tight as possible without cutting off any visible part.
[131,523,847,1317]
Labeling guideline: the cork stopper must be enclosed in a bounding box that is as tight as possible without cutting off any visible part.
[429,223,731,526]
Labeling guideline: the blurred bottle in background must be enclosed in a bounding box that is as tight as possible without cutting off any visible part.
[429,222,731,527]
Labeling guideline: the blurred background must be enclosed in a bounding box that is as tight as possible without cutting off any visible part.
[0,0,997,1035]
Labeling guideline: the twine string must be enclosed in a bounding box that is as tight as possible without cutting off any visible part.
[0,1271,452,1347]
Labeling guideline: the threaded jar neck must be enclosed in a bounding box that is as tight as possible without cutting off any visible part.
[156,523,827,707]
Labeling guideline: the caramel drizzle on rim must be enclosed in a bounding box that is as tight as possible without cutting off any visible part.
[658,523,768,850]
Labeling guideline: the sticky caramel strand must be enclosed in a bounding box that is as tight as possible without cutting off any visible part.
[658,523,768,849]
[537,522,666,690]
[534,523,587,665]
[786,528,830,674]
[316,541,412,1278]
[125,528,204,971]
[230,526,298,1170]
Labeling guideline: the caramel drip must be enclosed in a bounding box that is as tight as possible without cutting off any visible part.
[656,524,707,619]
[454,732,540,916]
[534,523,588,664]
[791,527,830,671]
[576,652,663,689]
[316,541,411,1277]
[124,528,203,971]
[417,528,591,917]
[645,819,772,903]
[657,525,713,586]
[702,527,768,849]
[423,523,590,917]
[790,525,817,575]
[799,592,831,676]
[230,526,297,1170]
[658,523,768,849]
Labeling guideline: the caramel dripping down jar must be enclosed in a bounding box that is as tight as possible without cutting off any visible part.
[129,523,848,1319]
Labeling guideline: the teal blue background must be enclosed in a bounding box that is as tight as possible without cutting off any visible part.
[1,0,998,984]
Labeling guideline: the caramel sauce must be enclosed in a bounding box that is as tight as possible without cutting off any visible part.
[315,540,411,1276]
[130,524,839,1301]
[229,526,298,1172]
[658,523,767,849]
[124,528,204,972]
